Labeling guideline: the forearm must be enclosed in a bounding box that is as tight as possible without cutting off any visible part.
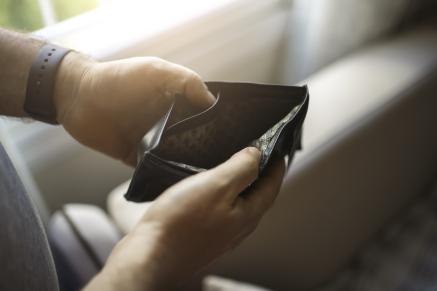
[83,225,168,291]
[0,28,45,117]
[0,28,93,121]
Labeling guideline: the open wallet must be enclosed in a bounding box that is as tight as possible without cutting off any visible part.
[125,82,309,202]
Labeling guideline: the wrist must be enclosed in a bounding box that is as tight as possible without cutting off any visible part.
[91,223,172,291]
[53,51,95,124]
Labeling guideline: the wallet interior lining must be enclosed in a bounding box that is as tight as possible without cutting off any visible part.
[155,95,302,169]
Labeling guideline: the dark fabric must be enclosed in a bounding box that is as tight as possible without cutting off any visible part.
[318,179,437,291]
[0,143,58,291]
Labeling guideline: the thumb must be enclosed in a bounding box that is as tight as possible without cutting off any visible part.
[164,62,215,109]
[208,147,261,200]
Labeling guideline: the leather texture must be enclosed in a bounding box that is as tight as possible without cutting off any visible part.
[126,82,309,202]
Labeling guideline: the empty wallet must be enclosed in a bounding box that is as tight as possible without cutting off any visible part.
[125,82,309,202]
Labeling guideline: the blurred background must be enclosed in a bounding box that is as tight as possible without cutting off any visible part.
[0,0,99,31]
[0,0,436,219]
[2,1,437,289]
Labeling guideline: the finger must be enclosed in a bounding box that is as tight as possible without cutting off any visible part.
[183,72,216,109]
[238,158,286,218]
[206,147,261,200]
[164,63,215,108]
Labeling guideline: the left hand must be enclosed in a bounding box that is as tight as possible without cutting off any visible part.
[53,53,215,165]
[84,148,285,291]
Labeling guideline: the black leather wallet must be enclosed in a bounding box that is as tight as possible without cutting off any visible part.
[125,82,309,202]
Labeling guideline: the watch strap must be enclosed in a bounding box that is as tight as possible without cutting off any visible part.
[25,44,71,125]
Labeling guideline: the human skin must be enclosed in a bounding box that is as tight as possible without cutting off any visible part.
[0,28,285,290]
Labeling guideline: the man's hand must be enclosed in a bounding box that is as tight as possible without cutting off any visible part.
[53,53,215,165]
[85,147,285,291]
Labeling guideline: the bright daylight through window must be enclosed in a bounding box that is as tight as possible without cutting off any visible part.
[0,0,101,31]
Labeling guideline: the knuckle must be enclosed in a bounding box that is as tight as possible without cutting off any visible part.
[225,212,241,228]
[187,70,201,82]
[146,56,166,65]
[145,57,172,75]
[143,58,165,75]
[257,196,276,213]
[185,71,203,87]
[245,215,261,231]
[231,207,259,230]
[205,172,232,192]
[229,207,245,223]
[237,219,259,240]
[246,204,266,222]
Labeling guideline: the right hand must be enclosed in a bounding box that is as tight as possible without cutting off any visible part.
[85,147,285,291]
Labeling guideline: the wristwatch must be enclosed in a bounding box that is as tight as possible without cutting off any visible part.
[24,44,71,125]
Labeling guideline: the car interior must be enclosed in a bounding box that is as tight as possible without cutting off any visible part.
[0,0,436,290]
